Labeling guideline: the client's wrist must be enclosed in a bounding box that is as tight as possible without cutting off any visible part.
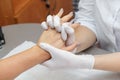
[32,45,51,63]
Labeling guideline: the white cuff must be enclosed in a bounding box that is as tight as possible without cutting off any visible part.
[78,55,95,69]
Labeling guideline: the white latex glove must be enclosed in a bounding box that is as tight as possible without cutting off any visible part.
[61,23,75,46]
[40,43,95,70]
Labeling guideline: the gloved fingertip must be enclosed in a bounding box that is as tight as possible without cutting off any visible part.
[40,22,48,30]
[48,21,55,28]
[47,15,52,19]
[39,43,47,50]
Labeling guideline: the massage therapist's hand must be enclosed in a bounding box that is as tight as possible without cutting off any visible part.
[40,43,95,70]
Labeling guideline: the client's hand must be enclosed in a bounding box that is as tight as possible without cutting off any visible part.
[38,28,65,49]
[41,9,76,47]
[40,43,95,70]
[38,27,77,52]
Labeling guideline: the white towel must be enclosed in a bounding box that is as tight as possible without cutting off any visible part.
[3,41,120,80]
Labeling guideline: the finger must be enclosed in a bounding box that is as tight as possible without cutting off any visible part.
[64,23,75,46]
[66,34,75,46]
[53,15,61,32]
[61,23,75,43]
[47,15,54,28]
[62,42,77,52]
[40,21,48,30]
[71,23,80,29]
[63,23,74,34]
[61,12,73,22]
[40,43,70,58]
[61,26,67,41]
[56,8,64,17]
[40,43,60,57]
[40,43,54,52]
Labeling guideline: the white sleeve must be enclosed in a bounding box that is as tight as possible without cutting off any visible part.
[74,0,97,36]
[2,41,36,59]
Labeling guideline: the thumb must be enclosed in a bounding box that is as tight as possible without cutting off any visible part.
[40,43,55,53]
[62,42,77,52]
[40,43,61,57]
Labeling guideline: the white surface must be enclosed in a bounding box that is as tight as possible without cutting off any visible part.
[6,48,120,80]
[1,23,120,80]
[16,66,120,80]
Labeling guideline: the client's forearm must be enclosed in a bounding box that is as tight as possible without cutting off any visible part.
[0,45,50,80]
[72,23,96,52]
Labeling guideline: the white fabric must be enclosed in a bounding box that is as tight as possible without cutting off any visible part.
[40,43,95,70]
[2,41,120,80]
[2,41,36,59]
[74,0,120,52]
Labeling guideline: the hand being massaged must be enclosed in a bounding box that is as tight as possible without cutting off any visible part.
[40,9,95,70]
[40,8,75,46]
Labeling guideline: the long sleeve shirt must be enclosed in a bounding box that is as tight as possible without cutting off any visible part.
[74,0,120,52]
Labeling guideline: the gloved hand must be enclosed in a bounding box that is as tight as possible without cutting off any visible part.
[40,9,75,46]
[40,43,95,70]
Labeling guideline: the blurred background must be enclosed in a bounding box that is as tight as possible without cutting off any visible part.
[0,0,80,57]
